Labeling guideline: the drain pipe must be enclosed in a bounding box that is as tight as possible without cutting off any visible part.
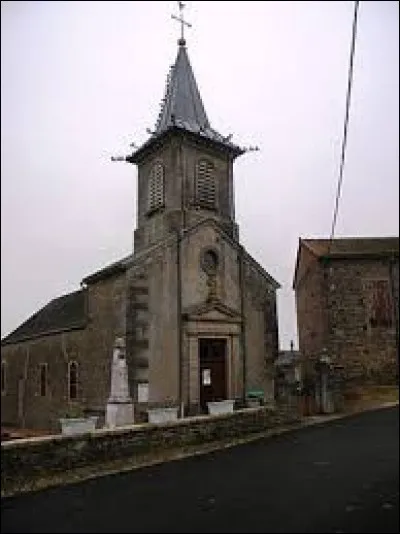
[20,345,30,428]
[177,228,184,417]
[177,138,185,418]
[388,256,399,379]
[238,245,247,405]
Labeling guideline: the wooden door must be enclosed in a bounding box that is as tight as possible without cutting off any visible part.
[199,338,227,411]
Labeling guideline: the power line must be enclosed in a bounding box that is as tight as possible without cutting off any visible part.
[328,0,360,252]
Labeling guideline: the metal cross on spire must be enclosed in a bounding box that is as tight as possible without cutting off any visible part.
[171,1,192,46]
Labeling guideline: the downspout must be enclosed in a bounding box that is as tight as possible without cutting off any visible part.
[177,137,185,418]
[21,345,30,428]
[239,245,247,405]
[321,256,332,412]
[177,229,183,417]
[388,256,399,380]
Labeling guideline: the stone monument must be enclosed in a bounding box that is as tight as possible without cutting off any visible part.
[105,337,135,428]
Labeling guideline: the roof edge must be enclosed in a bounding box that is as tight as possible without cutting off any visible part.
[1,321,88,347]
[127,126,244,165]
[319,251,399,261]
[82,259,131,285]
[292,238,319,289]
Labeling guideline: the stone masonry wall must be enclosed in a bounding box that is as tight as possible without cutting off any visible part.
[82,273,128,415]
[244,259,278,402]
[295,257,328,374]
[1,272,129,432]
[1,406,300,496]
[325,258,398,385]
[134,134,236,252]
[1,329,87,431]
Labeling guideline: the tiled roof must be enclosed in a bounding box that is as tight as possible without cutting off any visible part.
[302,237,399,258]
[82,253,134,285]
[293,236,399,289]
[1,289,87,346]
[155,42,210,136]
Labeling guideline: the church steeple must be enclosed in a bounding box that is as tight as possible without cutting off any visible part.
[128,8,243,164]
[128,4,244,253]
[154,41,210,135]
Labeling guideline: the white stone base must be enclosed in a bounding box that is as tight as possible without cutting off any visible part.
[147,407,179,424]
[207,400,235,415]
[59,416,98,436]
[246,398,261,409]
[106,402,134,428]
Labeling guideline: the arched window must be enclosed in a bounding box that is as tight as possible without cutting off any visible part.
[195,159,216,209]
[39,363,48,397]
[148,162,165,213]
[68,361,78,400]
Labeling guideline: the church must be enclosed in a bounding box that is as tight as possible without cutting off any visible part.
[1,16,280,431]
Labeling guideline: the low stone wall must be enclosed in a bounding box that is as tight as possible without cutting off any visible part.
[1,407,300,495]
[342,385,399,408]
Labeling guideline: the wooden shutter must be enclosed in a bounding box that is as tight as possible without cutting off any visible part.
[148,163,164,212]
[196,160,216,208]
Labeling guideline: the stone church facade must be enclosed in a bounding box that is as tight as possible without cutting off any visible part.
[1,36,280,431]
[293,237,399,387]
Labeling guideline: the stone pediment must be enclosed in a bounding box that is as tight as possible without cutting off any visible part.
[183,299,241,323]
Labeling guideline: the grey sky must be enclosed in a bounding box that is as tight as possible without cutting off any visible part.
[1,1,399,349]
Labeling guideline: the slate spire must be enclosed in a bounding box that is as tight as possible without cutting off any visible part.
[154,41,210,135]
[127,6,244,164]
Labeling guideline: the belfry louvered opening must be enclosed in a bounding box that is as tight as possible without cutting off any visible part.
[195,159,216,209]
[148,162,165,213]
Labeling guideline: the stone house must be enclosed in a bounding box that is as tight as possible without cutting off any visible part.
[293,237,399,388]
[1,34,280,431]
[275,347,302,385]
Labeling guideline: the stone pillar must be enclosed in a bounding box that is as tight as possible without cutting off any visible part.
[105,337,135,428]
[231,335,242,399]
[316,360,335,414]
[188,336,199,405]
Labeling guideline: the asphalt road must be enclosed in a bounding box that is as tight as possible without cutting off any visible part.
[1,406,399,533]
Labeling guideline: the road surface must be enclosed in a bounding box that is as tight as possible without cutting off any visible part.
[1,406,399,533]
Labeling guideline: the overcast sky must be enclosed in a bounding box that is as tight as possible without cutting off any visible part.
[1,1,399,349]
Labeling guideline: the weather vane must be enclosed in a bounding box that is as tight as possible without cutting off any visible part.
[171,1,192,44]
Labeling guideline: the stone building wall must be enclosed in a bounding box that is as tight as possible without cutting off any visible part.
[295,252,328,375]
[1,273,128,431]
[296,255,398,386]
[243,258,279,402]
[83,273,128,412]
[134,134,238,252]
[1,329,86,431]
[147,241,180,404]
[325,258,398,385]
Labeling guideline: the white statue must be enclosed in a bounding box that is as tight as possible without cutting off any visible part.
[105,337,135,428]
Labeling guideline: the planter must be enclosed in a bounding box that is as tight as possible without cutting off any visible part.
[207,399,235,415]
[59,416,98,436]
[147,407,179,424]
[246,398,261,409]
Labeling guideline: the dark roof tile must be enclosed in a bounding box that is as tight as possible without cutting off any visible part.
[302,237,399,258]
[1,289,87,346]
[129,42,244,162]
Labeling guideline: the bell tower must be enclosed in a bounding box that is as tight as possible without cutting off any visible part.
[124,3,245,253]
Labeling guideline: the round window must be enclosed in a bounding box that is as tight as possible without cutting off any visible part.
[201,248,219,274]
